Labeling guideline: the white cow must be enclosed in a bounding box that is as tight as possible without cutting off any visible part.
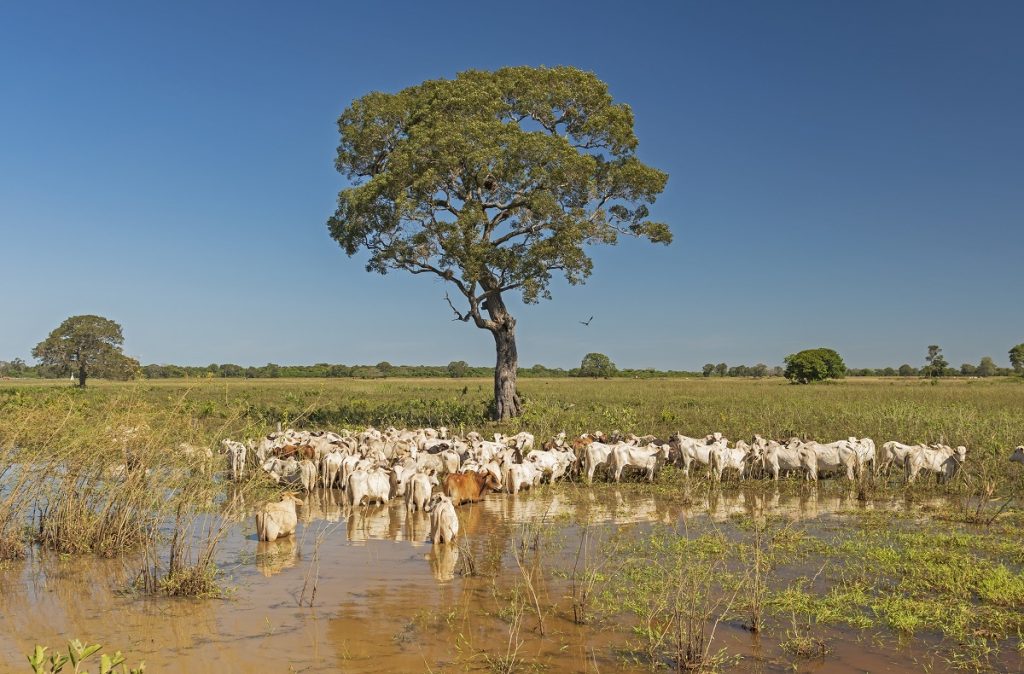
[461,460,504,490]
[507,462,542,494]
[495,431,535,453]
[525,449,576,483]
[470,440,506,464]
[880,441,925,475]
[905,445,966,483]
[261,457,297,483]
[321,450,344,489]
[255,493,303,542]
[845,437,877,475]
[389,463,417,498]
[262,457,317,492]
[583,442,617,484]
[427,494,459,544]
[221,439,247,481]
[610,443,670,482]
[710,444,750,482]
[296,459,318,492]
[348,467,392,506]
[406,471,439,512]
[758,440,815,481]
[672,433,724,477]
[439,450,462,475]
[804,440,860,481]
[178,443,214,474]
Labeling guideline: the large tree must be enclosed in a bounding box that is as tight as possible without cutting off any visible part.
[1010,343,1024,374]
[579,352,617,378]
[327,67,669,419]
[783,348,846,384]
[32,315,138,387]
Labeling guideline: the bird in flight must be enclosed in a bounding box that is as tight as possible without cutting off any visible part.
[579,316,594,327]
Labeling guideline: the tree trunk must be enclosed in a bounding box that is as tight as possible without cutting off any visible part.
[491,320,522,420]
[479,288,523,421]
[77,363,87,388]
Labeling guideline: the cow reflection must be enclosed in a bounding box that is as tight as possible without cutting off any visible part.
[300,488,343,524]
[221,484,248,523]
[427,543,460,582]
[405,510,430,547]
[255,536,298,577]
[344,503,391,540]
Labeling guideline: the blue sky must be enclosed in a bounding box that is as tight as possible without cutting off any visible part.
[1,1,1021,370]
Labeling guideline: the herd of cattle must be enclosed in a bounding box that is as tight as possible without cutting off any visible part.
[222,426,1024,545]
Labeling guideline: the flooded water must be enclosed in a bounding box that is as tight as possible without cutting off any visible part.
[0,486,1019,673]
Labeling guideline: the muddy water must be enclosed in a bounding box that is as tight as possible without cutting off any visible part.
[0,488,1016,673]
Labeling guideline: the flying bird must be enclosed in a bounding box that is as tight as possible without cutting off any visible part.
[579,316,594,327]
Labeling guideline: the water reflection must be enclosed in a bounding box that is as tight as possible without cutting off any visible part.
[404,509,430,547]
[255,536,298,577]
[243,485,936,553]
[233,485,959,590]
[0,484,984,673]
[426,543,460,582]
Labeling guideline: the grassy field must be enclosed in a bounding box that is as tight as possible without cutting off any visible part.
[2,376,1024,671]
[5,375,1023,452]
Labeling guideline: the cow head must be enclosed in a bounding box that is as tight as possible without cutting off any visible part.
[478,469,501,493]
[1011,446,1024,465]
[426,493,452,512]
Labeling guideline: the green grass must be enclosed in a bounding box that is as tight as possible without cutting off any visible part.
[4,375,1022,451]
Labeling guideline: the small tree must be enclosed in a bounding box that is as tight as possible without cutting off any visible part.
[32,315,138,387]
[898,363,916,377]
[783,348,846,384]
[976,356,998,377]
[924,345,948,378]
[447,360,470,378]
[0,358,29,377]
[579,352,617,378]
[1009,343,1024,374]
[960,363,977,376]
[701,363,715,378]
[714,362,728,377]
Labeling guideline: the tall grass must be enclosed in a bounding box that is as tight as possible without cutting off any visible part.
[0,384,265,583]
[2,376,1022,565]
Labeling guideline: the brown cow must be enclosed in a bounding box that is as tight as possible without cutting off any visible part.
[571,435,595,451]
[277,444,315,461]
[443,470,501,506]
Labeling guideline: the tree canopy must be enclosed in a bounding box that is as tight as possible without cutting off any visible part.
[783,348,846,384]
[327,66,670,419]
[924,345,949,378]
[578,352,617,378]
[31,315,138,387]
[1010,343,1024,374]
[447,360,470,378]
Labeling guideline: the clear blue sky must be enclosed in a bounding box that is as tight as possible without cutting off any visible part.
[2,1,1021,370]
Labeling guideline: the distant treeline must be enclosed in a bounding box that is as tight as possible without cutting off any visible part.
[0,359,702,380]
[135,362,705,379]
[1,357,1016,381]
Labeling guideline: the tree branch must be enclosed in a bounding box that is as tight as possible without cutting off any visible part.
[444,290,471,322]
